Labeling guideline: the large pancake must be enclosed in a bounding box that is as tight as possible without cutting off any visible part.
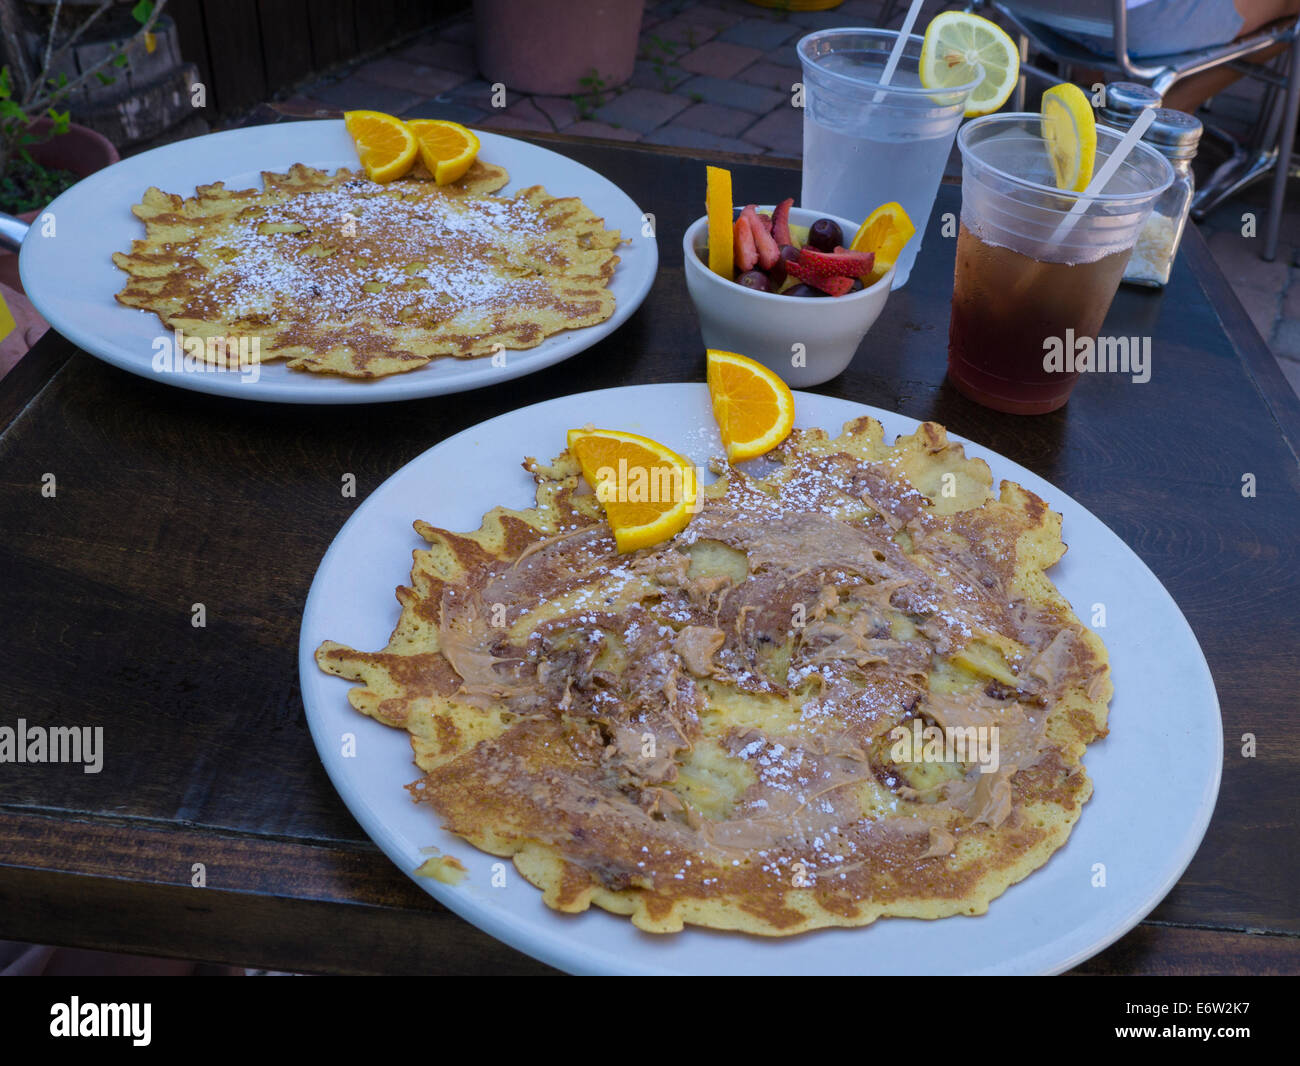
[112,160,621,378]
[316,417,1112,935]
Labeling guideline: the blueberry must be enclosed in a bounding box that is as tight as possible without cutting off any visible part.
[807,218,843,253]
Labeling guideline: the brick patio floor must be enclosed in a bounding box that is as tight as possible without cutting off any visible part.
[262,0,1300,397]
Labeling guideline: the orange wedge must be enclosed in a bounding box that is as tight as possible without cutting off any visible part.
[705,349,795,462]
[407,119,480,185]
[705,165,733,279]
[566,428,700,553]
[849,202,915,284]
[344,110,417,183]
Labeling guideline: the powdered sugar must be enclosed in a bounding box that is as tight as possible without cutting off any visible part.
[221,178,554,322]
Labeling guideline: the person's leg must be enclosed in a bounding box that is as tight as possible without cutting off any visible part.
[1162,0,1300,113]
[1239,0,1300,34]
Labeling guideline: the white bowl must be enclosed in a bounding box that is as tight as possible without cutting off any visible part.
[682,206,894,387]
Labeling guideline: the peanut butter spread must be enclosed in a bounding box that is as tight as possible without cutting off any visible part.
[318,417,1113,935]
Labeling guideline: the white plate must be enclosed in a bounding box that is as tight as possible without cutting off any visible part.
[19,122,656,404]
[298,384,1222,975]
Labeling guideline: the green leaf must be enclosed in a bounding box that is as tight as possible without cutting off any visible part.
[0,101,22,120]
[132,0,155,24]
[113,53,129,68]
[48,108,70,134]
[95,71,115,86]
[0,67,11,100]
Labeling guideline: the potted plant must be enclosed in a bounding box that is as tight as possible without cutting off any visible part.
[473,0,645,96]
[0,0,169,293]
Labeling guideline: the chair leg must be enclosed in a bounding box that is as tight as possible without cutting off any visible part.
[1263,36,1300,261]
[1194,144,1279,216]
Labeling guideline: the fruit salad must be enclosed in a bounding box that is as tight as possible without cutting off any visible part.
[703,166,915,298]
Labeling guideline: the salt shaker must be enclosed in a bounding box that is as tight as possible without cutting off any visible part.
[1098,81,1161,128]
[1122,109,1201,287]
[1099,83,1201,287]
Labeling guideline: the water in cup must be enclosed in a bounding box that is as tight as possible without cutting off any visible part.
[798,30,978,289]
[803,67,954,289]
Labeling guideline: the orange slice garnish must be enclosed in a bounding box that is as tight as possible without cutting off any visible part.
[849,202,916,284]
[705,165,733,279]
[407,119,480,186]
[344,110,418,183]
[566,428,700,553]
[706,348,795,462]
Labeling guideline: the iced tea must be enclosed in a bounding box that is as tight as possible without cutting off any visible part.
[948,114,1173,414]
[948,222,1132,414]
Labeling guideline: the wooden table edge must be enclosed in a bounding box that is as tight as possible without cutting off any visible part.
[0,329,77,438]
[517,128,804,170]
[1,808,1295,973]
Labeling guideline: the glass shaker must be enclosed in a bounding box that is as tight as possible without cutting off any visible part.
[1122,109,1201,287]
[1099,84,1201,287]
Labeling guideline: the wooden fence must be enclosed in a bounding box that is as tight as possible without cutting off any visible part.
[170,0,469,116]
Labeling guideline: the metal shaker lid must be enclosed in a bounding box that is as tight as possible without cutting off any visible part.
[1143,107,1203,158]
[1097,81,1161,127]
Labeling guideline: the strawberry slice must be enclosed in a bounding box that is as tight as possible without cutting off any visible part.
[744,205,781,270]
[798,246,876,278]
[733,213,757,272]
[785,257,855,296]
[771,198,793,247]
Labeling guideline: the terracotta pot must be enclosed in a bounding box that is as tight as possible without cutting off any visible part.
[474,0,645,96]
[1,120,120,294]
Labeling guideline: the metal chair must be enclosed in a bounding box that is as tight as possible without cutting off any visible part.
[970,0,1300,260]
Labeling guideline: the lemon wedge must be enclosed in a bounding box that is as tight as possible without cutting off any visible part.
[1041,82,1097,192]
[919,12,1020,118]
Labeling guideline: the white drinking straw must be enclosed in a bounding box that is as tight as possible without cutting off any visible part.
[873,0,925,103]
[1048,107,1156,245]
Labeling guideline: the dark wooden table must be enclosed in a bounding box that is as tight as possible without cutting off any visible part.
[2,137,1298,976]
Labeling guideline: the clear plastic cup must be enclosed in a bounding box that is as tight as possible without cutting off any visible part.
[948,114,1174,414]
[798,28,980,289]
